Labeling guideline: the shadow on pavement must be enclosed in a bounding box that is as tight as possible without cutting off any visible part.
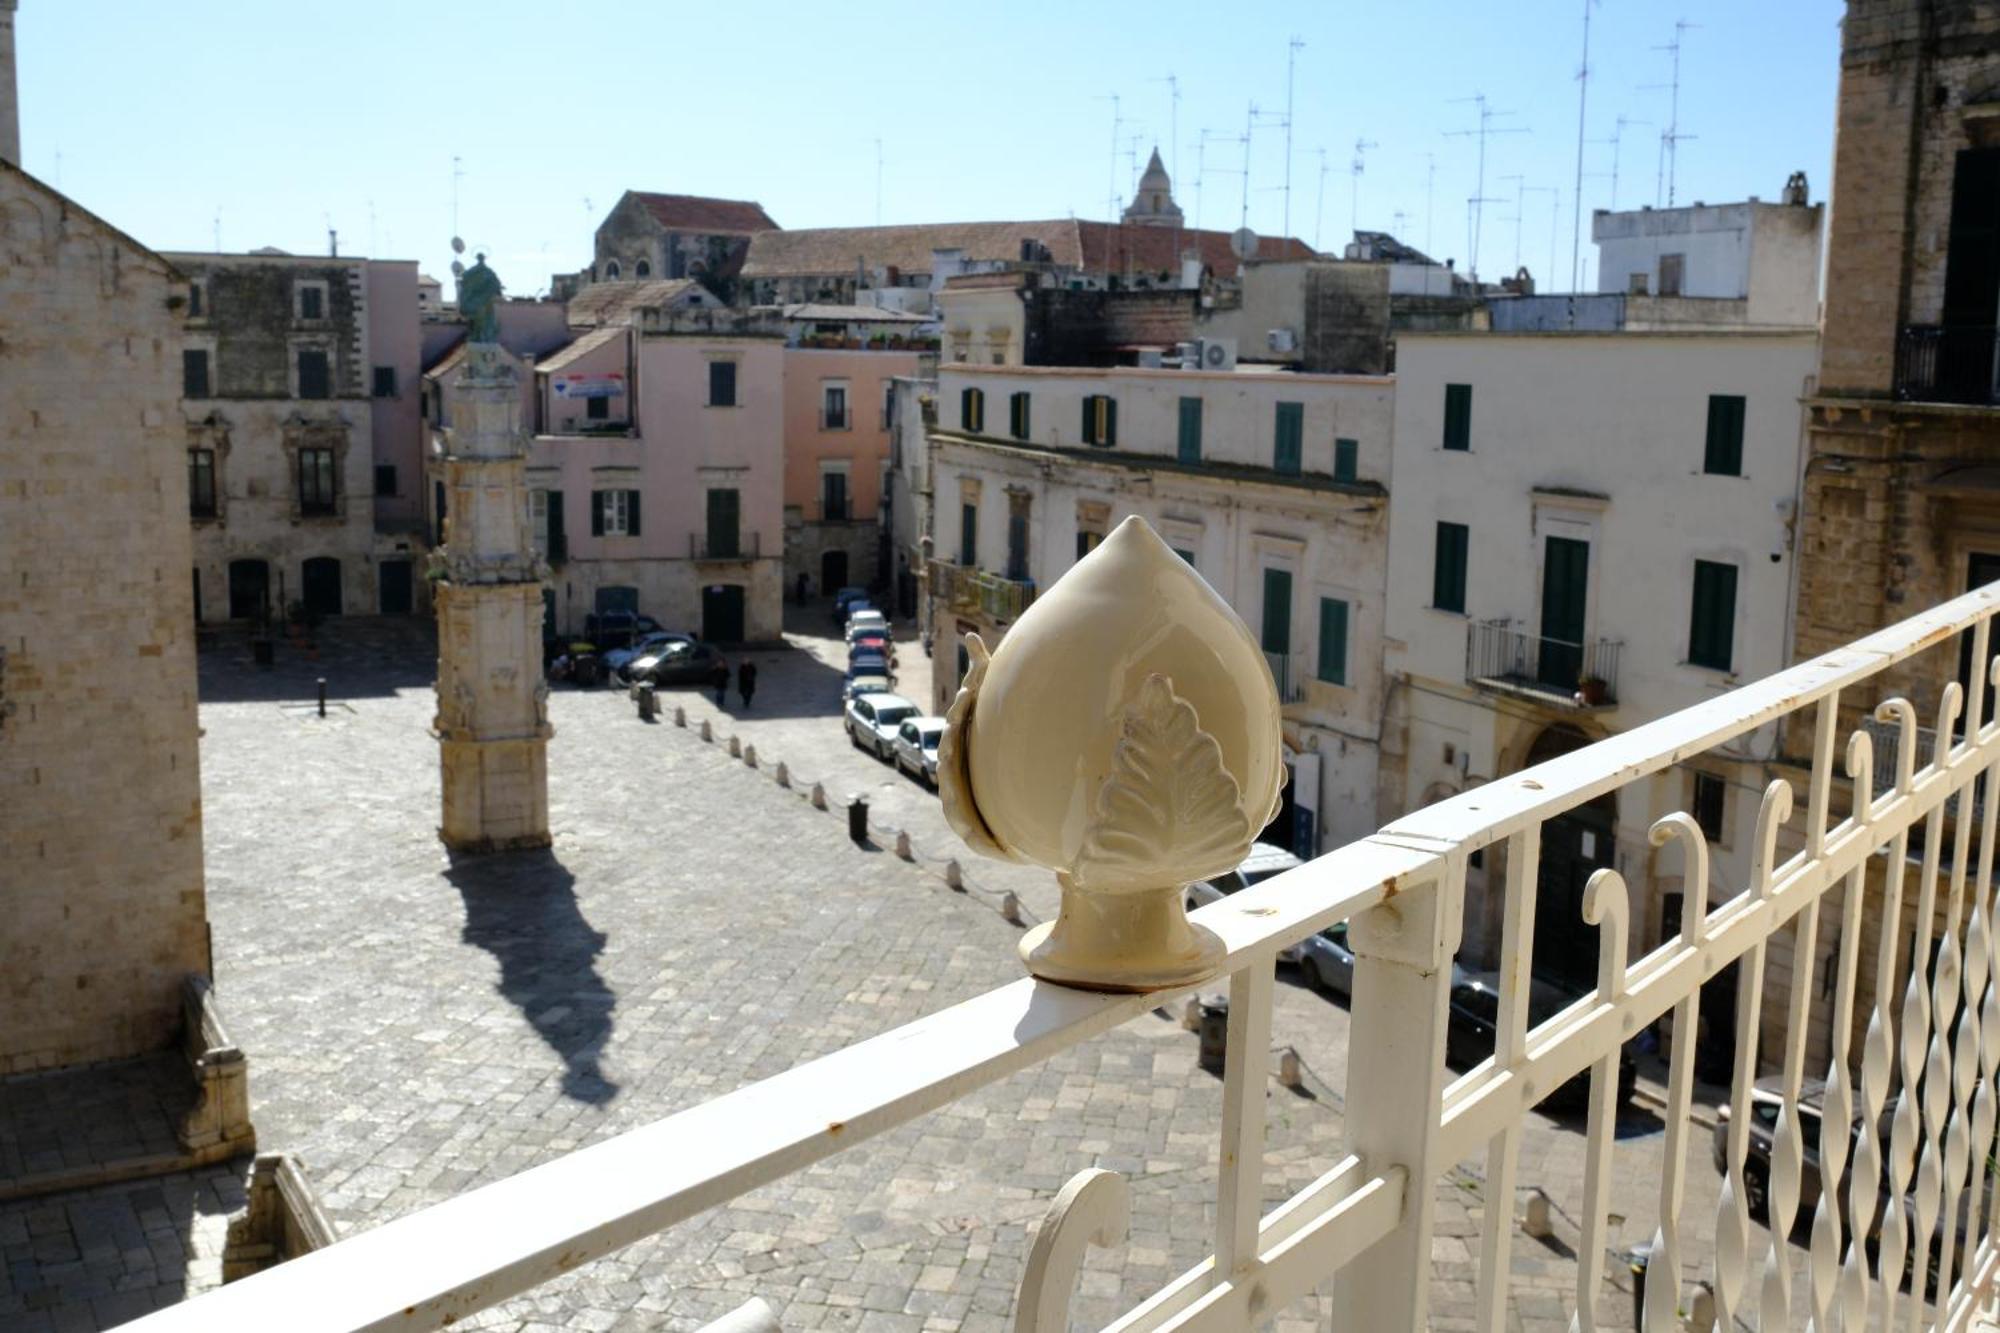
[445,848,620,1106]
[196,618,438,705]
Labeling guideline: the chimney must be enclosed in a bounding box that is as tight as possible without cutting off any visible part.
[1,0,19,168]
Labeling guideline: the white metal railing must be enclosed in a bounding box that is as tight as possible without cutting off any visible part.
[128,583,2000,1331]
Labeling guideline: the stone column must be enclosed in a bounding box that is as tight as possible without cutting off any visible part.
[433,344,552,853]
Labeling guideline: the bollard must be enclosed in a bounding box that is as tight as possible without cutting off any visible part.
[316,678,327,718]
[810,783,827,810]
[894,829,912,860]
[1278,1047,1303,1090]
[699,719,713,742]
[743,744,757,769]
[1000,891,1023,925]
[944,859,963,891]
[846,796,869,844]
[1196,997,1230,1073]
[1521,1188,1553,1240]
[775,762,789,788]
[675,705,686,727]
[1181,995,1202,1031]
[1627,1241,1652,1330]
[637,684,657,722]
[728,735,741,758]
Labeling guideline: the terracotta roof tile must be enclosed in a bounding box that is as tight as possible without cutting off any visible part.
[629,192,778,234]
[739,219,1311,282]
[566,279,707,328]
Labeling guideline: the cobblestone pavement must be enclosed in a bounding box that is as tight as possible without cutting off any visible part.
[70,617,1813,1331]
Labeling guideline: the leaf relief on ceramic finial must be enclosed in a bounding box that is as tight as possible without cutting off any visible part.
[1073,674,1254,893]
[939,633,1010,860]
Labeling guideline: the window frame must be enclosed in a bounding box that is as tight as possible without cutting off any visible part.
[1009,390,1031,441]
[183,347,211,399]
[1334,437,1359,484]
[188,447,217,519]
[600,488,633,538]
[298,445,338,516]
[372,365,398,399]
[1433,520,1470,613]
[1692,770,1728,845]
[296,346,332,401]
[1703,394,1746,477]
[294,280,329,323]
[959,501,978,567]
[707,359,738,408]
[1442,383,1472,452]
[961,386,985,433]
[1082,394,1118,447]
[1317,596,1350,686]
[823,382,850,431]
[1177,396,1202,464]
[1688,558,1739,672]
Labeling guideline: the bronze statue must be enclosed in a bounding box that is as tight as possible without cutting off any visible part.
[457,253,503,344]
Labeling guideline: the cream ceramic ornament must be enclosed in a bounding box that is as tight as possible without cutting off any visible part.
[940,515,1285,991]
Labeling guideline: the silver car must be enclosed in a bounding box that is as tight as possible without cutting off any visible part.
[844,692,918,760]
[1296,921,1355,996]
[893,717,946,785]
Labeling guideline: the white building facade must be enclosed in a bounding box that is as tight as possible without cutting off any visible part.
[926,363,1394,857]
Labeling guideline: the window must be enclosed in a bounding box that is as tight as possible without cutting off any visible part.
[1317,597,1350,685]
[1658,253,1685,297]
[1082,394,1117,446]
[1688,559,1738,671]
[1173,548,1196,567]
[183,348,210,398]
[1260,569,1292,655]
[961,386,985,432]
[1274,402,1303,475]
[635,259,651,278]
[1433,521,1469,613]
[1177,397,1202,463]
[188,448,216,518]
[604,259,621,280]
[1703,395,1746,476]
[703,488,736,555]
[823,384,849,430]
[1443,383,1472,451]
[1075,530,1105,562]
[1009,391,1031,440]
[593,488,642,538]
[1334,438,1358,484]
[373,366,397,398]
[298,446,336,515]
[1006,512,1029,581]
[296,284,325,321]
[708,360,737,407]
[186,282,205,318]
[881,381,894,430]
[959,502,977,566]
[529,490,550,551]
[822,470,849,521]
[298,349,330,400]
[374,464,397,497]
[586,394,610,421]
[1692,771,1727,844]
[1628,272,1650,295]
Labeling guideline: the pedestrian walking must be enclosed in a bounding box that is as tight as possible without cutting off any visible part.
[737,659,758,709]
[711,660,730,708]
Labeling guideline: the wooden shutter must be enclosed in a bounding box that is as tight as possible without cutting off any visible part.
[1260,569,1292,654]
[1317,598,1348,685]
[1178,397,1202,463]
[1104,396,1117,445]
[1689,560,1738,670]
[1334,438,1358,482]
[590,490,605,536]
[626,489,641,537]
[1081,395,1095,444]
[1444,384,1472,450]
[1275,402,1303,474]
[1434,522,1468,612]
[1704,395,1745,475]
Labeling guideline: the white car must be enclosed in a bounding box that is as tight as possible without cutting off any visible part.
[606,631,690,677]
[845,610,888,640]
[845,692,918,760]
[843,673,892,702]
[893,717,947,785]
[1185,842,1309,961]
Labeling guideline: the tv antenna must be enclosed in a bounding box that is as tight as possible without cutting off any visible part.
[1588,115,1651,213]
[1094,94,1123,224]
[1196,128,1240,234]
[1282,36,1304,240]
[1444,93,1528,282]
[1314,147,1332,253]
[1350,138,1379,235]
[1522,185,1559,288]
[1569,0,1598,291]
[213,209,222,254]
[1498,175,1525,273]
[1244,101,1287,230]
[1150,73,1180,184]
[1644,20,1699,206]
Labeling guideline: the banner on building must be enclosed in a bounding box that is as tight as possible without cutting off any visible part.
[554,373,626,399]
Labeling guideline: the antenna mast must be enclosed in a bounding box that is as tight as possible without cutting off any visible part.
[1570,0,1595,291]
[1350,138,1379,236]
[1647,21,1699,206]
[1282,36,1304,240]
[1522,185,1559,288]
[1095,94,1123,224]
[1498,175,1525,273]
[1444,93,1528,283]
[1314,147,1331,253]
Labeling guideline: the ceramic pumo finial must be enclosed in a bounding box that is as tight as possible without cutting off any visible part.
[939,516,1285,991]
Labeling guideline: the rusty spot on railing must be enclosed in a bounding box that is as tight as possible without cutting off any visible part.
[828,1121,846,1136]
[1521,779,1543,790]
[1242,905,1278,916]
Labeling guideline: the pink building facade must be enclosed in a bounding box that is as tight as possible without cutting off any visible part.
[780,347,919,597]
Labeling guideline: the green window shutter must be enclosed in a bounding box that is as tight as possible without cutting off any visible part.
[1274,402,1303,475]
[961,388,975,430]
[1443,383,1472,451]
[1177,397,1202,463]
[1104,396,1118,446]
[1689,559,1738,670]
[1081,395,1095,444]
[1260,568,1293,654]
[710,361,736,406]
[1334,438,1358,483]
[625,489,641,537]
[1433,521,1469,612]
[1703,394,1746,475]
[1317,598,1349,685]
[590,490,605,537]
[1174,548,1196,566]
[961,502,977,566]
[546,489,565,542]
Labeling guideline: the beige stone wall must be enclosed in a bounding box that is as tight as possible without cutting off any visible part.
[0,164,208,1072]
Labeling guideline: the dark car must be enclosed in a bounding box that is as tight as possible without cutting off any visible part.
[847,647,892,681]
[633,640,729,686]
[832,586,871,626]
[1445,970,1639,1109]
[583,611,665,653]
[848,629,896,663]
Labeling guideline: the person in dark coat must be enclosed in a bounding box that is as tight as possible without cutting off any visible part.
[711,659,730,707]
[738,659,758,709]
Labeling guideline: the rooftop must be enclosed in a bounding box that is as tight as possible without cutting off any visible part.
[621,190,779,235]
[740,219,1312,281]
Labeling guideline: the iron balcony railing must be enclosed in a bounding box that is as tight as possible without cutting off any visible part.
[1467,616,1621,707]
[128,584,2000,1333]
[817,497,853,522]
[1263,649,1308,704]
[927,557,1035,622]
[1894,324,2000,406]
[688,530,761,560]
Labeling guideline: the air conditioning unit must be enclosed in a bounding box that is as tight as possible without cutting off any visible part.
[1267,327,1297,354]
[1135,347,1164,370]
[1197,337,1237,371]
[1175,341,1200,369]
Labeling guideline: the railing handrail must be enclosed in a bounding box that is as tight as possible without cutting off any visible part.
[123,839,1426,1332]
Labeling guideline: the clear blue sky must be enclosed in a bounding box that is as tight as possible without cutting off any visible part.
[15,1,1843,295]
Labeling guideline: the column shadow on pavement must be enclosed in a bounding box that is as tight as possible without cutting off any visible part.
[445,849,620,1106]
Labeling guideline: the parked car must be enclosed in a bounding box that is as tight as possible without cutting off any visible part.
[845,692,919,759]
[1186,842,1308,961]
[832,586,871,626]
[1296,921,1356,997]
[583,611,665,653]
[607,631,692,679]
[847,648,893,683]
[847,628,896,663]
[845,608,888,638]
[1444,970,1639,1108]
[632,640,728,687]
[843,672,893,702]
[893,717,947,784]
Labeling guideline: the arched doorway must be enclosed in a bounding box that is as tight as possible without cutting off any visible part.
[1525,725,1616,990]
[302,557,343,617]
[227,559,269,621]
[820,549,849,596]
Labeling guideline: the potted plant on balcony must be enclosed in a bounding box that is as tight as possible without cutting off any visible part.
[1575,672,1609,706]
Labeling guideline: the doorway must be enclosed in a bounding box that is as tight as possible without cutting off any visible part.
[379,559,413,615]
[703,584,746,644]
[227,559,269,622]
[302,557,343,618]
[1538,536,1589,690]
[820,549,849,595]
[1525,725,1616,990]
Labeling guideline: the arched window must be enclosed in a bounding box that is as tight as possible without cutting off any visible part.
[604,259,621,280]
[635,259,652,278]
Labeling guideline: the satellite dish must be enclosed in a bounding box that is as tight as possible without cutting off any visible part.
[1230,227,1259,261]
[451,236,466,255]
[450,260,465,279]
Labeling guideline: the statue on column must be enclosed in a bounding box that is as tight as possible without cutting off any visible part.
[457,253,503,346]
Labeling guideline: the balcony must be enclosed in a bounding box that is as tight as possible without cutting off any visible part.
[541,531,567,565]
[816,497,856,523]
[689,531,761,561]
[1894,324,2000,406]
[126,581,2000,1333]
[1466,617,1621,708]
[1263,649,1308,704]
[927,557,1034,622]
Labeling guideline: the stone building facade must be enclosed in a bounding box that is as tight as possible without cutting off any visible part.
[0,159,209,1072]
[167,251,425,624]
[583,191,778,296]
